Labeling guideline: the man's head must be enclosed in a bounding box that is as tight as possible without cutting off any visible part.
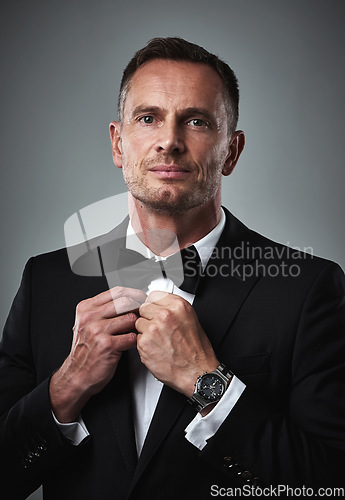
[118,37,240,136]
[110,37,244,217]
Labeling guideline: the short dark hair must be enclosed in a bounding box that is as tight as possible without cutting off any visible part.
[118,37,239,134]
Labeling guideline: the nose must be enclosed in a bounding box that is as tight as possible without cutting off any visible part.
[154,120,185,154]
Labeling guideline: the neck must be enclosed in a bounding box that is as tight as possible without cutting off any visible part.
[128,193,222,256]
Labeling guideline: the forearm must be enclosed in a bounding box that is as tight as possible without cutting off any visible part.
[49,357,94,423]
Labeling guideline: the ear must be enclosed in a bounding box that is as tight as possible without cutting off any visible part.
[222,130,245,176]
[109,121,123,168]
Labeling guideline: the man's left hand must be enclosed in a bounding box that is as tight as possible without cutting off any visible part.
[135,291,219,397]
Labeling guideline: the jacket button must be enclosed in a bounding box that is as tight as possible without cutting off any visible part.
[37,441,48,452]
[232,464,243,475]
[241,470,253,481]
[223,456,234,467]
[26,452,35,462]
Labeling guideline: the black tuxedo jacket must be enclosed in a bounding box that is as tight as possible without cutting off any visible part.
[1,208,345,499]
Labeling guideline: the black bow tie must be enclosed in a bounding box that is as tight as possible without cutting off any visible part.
[116,245,201,294]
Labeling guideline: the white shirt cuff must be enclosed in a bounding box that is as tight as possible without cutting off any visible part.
[52,411,90,446]
[184,376,246,450]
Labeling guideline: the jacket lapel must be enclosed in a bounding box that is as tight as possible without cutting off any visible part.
[70,215,129,284]
[194,208,262,350]
[70,217,139,476]
[128,384,189,491]
[101,353,138,475]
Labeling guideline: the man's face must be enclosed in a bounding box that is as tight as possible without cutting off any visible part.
[111,60,240,215]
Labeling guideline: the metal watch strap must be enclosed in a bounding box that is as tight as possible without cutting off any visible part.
[188,363,233,412]
[216,363,234,382]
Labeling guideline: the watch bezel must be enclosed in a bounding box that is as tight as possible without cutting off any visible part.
[196,373,226,402]
[188,364,233,412]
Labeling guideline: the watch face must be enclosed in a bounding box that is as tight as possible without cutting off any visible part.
[198,374,225,401]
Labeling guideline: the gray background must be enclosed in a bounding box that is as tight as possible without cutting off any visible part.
[1,1,344,498]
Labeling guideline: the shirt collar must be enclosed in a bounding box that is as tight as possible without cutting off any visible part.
[126,208,226,270]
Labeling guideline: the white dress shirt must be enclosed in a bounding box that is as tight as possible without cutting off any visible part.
[54,208,246,453]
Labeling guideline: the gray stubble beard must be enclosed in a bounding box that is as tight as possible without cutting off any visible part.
[122,157,222,216]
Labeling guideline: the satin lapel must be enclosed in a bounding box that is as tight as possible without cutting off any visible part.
[129,384,189,492]
[101,353,138,475]
[78,276,138,476]
[72,217,138,475]
[94,216,128,288]
[70,216,128,282]
[194,209,262,350]
[93,218,138,474]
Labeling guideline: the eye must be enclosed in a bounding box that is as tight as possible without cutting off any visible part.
[139,115,155,124]
[188,118,208,127]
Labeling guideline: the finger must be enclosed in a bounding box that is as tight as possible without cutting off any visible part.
[138,301,160,320]
[135,316,150,334]
[103,311,140,335]
[89,286,146,307]
[111,331,137,352]
[145,290,171,304]
[110,286,147,304]
[103,297,143,318]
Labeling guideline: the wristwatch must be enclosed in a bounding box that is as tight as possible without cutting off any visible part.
[188,364,233,412]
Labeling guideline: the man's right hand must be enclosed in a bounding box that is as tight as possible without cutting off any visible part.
[49,286,146,423]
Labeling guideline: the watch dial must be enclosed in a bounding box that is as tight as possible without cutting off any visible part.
[198,374,225,401]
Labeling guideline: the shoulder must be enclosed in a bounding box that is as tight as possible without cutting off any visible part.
[27,215,129,281]
[221,206,344,285]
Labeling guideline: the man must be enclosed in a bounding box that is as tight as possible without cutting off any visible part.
[1,37,344,499]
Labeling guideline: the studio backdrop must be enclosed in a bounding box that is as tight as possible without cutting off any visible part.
[1,1,344,498]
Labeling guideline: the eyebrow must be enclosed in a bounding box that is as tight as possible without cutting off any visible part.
[131,105,162,118]
[181,107,215,123]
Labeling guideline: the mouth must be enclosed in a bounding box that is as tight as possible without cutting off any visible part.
[148,164,192,180]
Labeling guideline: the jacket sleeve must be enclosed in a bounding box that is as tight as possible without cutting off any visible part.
[0,258,78,499]
[198,262,345,489]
